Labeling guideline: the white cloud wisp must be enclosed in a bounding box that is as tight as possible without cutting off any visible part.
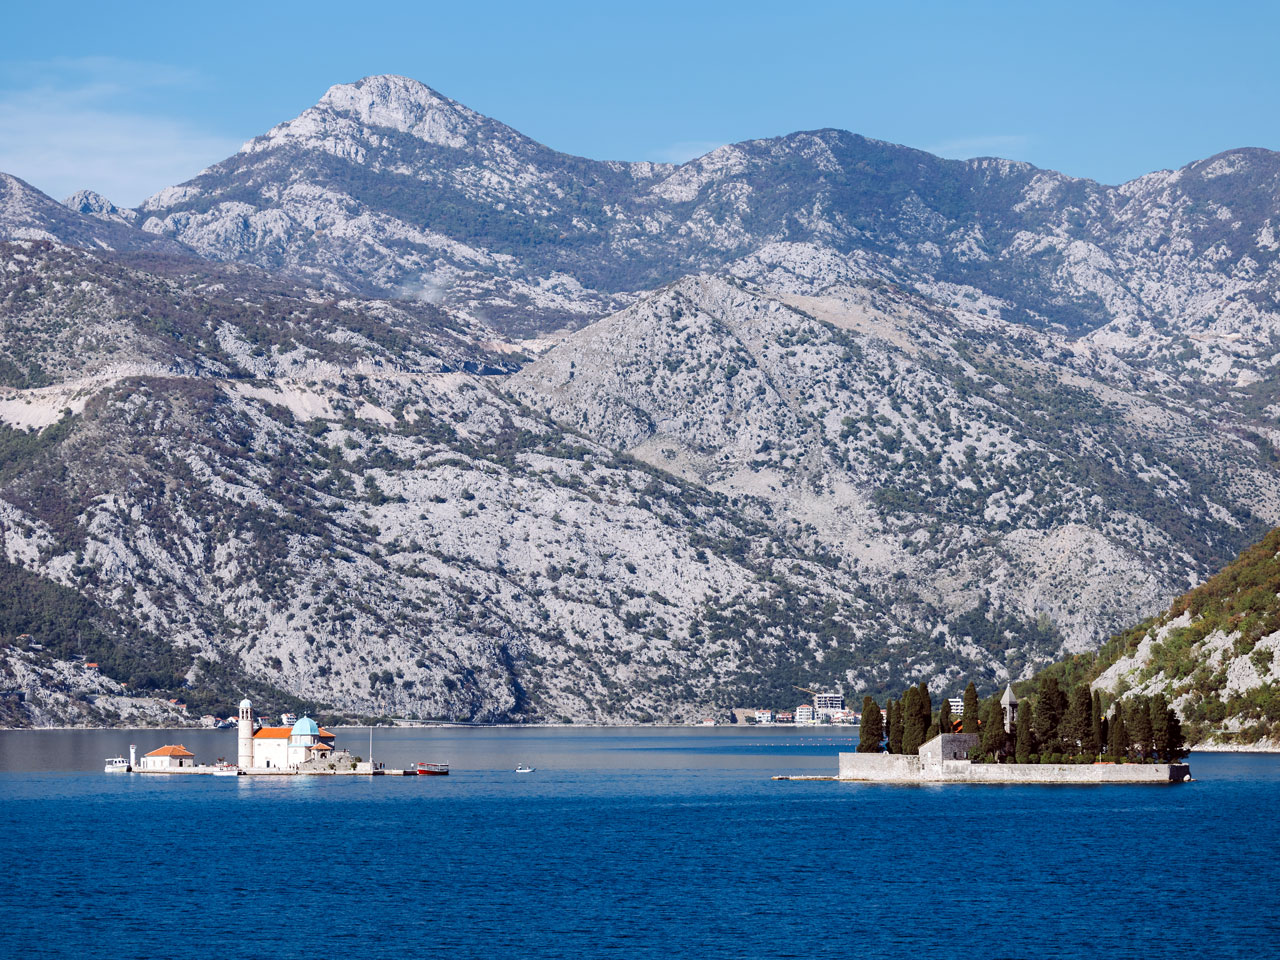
[0,58,241,208]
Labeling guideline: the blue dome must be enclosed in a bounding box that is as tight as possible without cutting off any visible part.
[290,717,320,737]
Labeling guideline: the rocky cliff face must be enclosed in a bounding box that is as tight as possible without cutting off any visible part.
[0,242,976,724]
[511,273,1276,654]
[0,74,1278,726]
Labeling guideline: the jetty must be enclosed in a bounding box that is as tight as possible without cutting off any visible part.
[782,733,1191,784]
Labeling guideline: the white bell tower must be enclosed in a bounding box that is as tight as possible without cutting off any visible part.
[238,698,255,770]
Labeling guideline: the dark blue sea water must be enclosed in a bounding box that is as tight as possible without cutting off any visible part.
[0,727,1276,960]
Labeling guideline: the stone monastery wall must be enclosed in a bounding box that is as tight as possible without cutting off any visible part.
[837,752,1191,784]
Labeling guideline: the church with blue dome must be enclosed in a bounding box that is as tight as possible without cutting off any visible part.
[237,699,337,770]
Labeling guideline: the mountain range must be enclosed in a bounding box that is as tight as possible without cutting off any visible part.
[0,75,1277,732]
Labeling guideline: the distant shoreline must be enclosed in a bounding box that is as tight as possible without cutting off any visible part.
[2,723,1277,752]
[1189,741,1280,754]
[0,722,857,733]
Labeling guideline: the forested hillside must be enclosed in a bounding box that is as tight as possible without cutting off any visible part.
[1035,527,1280,746]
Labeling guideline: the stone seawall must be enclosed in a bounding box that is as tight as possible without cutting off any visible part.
[837,753,1190,784]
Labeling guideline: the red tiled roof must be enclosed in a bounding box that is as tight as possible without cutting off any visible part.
[253,727,293,739]
[145,744,194,757]
[253,726,337,739]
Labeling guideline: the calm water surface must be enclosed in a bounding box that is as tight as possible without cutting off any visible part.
[0,727,1275,959]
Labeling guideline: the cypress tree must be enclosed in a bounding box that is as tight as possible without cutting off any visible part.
[1062,685,1091,756]
[962,682,980,734]
[1108,708,1128,759]
[859,696,883,753]
[1128,696,1154,760]
[1015,700,1034,763]
[917,682,933,740]
[902,686,925,755]
[1090,690,1104,759]
[888,699,904,754]
[938,698,952,738]
[1166,705,1188,761]
[981,696,1005,757]
[1149,693,1187,761]
[1033,676,1067,751]
[1150,693,1170,760]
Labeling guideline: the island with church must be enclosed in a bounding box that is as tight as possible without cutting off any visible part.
[105,699,446,776]
[792,678,1191,784]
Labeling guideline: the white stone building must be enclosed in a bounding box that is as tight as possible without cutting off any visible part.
[140,744,195,770]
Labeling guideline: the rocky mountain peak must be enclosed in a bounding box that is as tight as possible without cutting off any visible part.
[1,173,173,252]
[62,189,137,225]
[242,73,496,155]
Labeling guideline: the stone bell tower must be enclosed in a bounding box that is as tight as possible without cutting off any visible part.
[1001,684,1018,734]
[238,698,255,770]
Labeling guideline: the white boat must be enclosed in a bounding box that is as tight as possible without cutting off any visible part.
[104,757,130,773]
[515,763,535,774]
[213,761,239,777]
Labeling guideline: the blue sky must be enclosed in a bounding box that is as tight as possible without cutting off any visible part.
[1,1,1276,206]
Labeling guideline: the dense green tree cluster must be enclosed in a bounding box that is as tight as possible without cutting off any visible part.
[880,674,1190,764]
[1009,673,1187,762]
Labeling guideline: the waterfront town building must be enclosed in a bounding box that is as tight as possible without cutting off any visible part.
[814,693,845,721]
[795,704,815,724]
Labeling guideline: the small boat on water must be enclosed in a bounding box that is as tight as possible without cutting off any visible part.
[414,762,449,776]
[104,757,130,773]
[515,763,535,774]
[213,761,239,777]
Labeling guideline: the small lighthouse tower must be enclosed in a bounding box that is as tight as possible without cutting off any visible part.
[238,698,255,770]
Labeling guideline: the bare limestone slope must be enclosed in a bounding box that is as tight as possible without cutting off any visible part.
[0,242,971,725]
[510,274,1278,656]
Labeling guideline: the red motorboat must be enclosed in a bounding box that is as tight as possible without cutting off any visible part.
[414,762,449,776]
